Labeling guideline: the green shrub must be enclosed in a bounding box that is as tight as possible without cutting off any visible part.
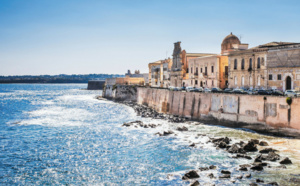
[286,97,292,105]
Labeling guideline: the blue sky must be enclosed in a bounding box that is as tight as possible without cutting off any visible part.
[1,0,300,75]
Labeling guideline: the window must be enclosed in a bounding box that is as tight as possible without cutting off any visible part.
[242,76,244,86]
[201,68,203,73]
[191,80,193,85]
[257,57,261,69]
[211,66,214,73]
[191,67,193,73]
[269,74,273,80]
[212,80,214,86]
[205,67,207,75]
[195,80,198,85]
[234,59,237,69]
[241,59,245,69]
[278,74,281,80]
[249,58,252,69]
[196,67,198,74]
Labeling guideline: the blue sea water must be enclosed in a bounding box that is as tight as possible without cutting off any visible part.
[0,84,298,185]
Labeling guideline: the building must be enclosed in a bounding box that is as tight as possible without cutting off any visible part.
[228,41,300,90]
[170,41,215,87]
[148,58,172,88]
[266,43,300,91]
[188,55,228,88]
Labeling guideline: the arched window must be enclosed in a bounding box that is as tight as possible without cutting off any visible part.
[249,58,252,69]
[234,76,237,85]
[257,57,261,69]
[234,59,237,70]
[242,76,244,86]
[241,59,245,70]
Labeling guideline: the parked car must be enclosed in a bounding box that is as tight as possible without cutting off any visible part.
[271,90,284,96]
[223,88,233,93]
[194,87,204,92]
[181,87,186,91]
[247,89,258,95]
[285,90,300,97]
[204,88,211,93]
[186,87,195,92]
[257,89,272,95]
[233,88,247,94]
[211,87,223,93]
[168,86,175,91]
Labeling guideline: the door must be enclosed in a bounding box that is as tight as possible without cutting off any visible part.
[286,76,291,90]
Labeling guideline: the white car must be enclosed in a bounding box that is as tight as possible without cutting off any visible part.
[186,87,195,92]
[204,88,211,93]
[285,90,300,97]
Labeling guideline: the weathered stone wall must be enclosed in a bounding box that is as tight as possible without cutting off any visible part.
[87,80,105,90]
[103,85,137,102]
[137,87,300,130]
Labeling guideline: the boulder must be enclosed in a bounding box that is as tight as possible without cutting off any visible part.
[266,152,280,161]
[199,167,209,171]
[236,175,243,179]
[189,143,196,147]
[208,173,215,179]
[227,144,245,154]
[245,173,251,178]
[243,141,258,152]
[239,167,248,171]
[268,182,279,186]
[239,164,251,168]
[256,179,264,183]
[177,126,188,131]
[219,174,231,179]
[259,141,269,146]
[280,157,292,164]
[250,139,259,144]
[190,181,200,186]
[182,170,200,180]
[259,148,278,154]
[209,165,217,169]
[221,170,231,174]
[218,141,227,148]
[250,164,263,171]
[249,183,258,186]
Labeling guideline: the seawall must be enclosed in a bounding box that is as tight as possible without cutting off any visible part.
[137,87,300,131]
[87,80,105,90]
[103,85,137,102]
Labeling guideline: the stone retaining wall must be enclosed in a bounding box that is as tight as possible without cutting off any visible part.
[137,87,300,130]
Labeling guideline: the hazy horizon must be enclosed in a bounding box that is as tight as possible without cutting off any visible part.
[1,0,300,76]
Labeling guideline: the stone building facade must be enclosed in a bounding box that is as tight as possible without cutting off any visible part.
[188,55,229,89]
[267,43,300,91]
[170,42,214,87]
[148,58,172,88]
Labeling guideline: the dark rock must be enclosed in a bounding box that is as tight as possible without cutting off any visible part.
[208,173,215,179]
[182,170,200,180]
[267,182,279,186]
[177,126,188,131]
[163,131,174,136]
[254,157,262,162]
[234,154,252,160]
[236,175,243,179]
[256,179,264,183]
[231,180,236,183]
[227,144,246,154]
[250,164,263,171]
[189,143,196,147]
[199,167,209,171]
[259,141,269,146]
[250,139,259,144]
[221,170,231,174]
[209,165,217,169]
[259,148,278,154]
[212,137,230,144]
[266,152,280,161]
[245,173,251,178]
[243,141,258,152]
[190,180,200,186]
[249,183,258,186]
[219,174,231,179]
[239,167,248,171]
[240,164,251,168]
[280,157,292,164]
[218,141,227,148]
[122,120,142,127]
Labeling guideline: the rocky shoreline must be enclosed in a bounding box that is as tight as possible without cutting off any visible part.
[97,97,298,185]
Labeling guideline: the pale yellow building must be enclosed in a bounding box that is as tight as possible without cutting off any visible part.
[148,58,172,88]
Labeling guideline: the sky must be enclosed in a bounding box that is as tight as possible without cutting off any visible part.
[1,0,300,76]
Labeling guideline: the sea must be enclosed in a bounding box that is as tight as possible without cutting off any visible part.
[0,84,299,185]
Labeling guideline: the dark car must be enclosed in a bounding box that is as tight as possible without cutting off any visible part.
[211,87,223,93]
[181,87,186,91]
[271,90,284,96]
[223,88,233,93]
[233,89,247,94]
[257,90,272,95]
